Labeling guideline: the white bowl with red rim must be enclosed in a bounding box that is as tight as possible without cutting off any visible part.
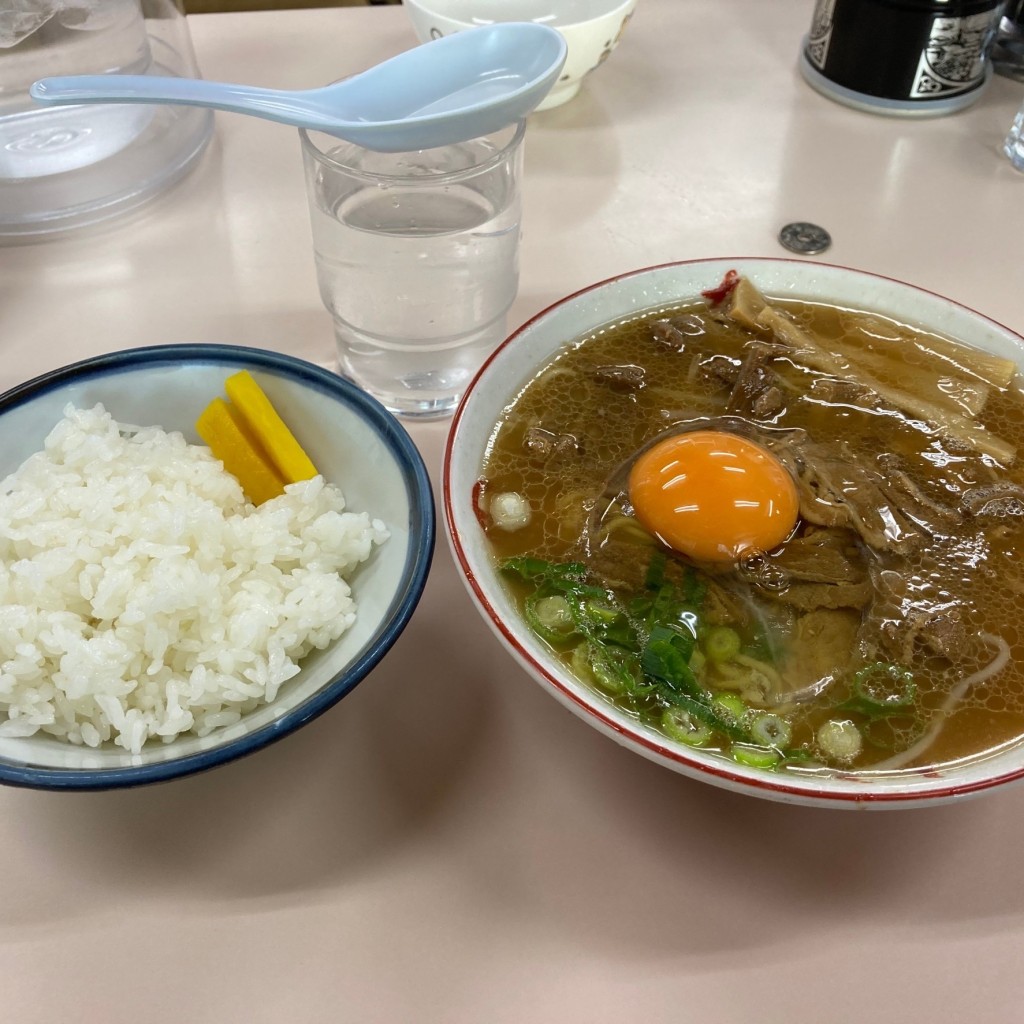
[442,257,1024,809]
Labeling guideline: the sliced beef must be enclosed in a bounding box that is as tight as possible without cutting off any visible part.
[768,527,866,584]
[914,608,966,660]
[726,342,789,421]
[775,608,861,703]
[877,453,964,533]
[858,564,967,664]
[729,527,874,612]
[523,426,581,461]
[698,354,741,389]
[767,438,958,556]
[592,364,646,393]
[651,314,707,350]
[770,579,874,612]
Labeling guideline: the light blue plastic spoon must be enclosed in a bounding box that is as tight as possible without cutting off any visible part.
[29,22,567,153]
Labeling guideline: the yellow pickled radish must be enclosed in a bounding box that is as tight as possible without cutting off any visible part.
[224,370,318,483]
[196,397,286,506]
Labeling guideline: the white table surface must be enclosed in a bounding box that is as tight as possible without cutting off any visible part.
[3,3,1024,1021]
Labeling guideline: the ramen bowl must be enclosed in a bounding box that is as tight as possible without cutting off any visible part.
[444,257,1024,808]
[0,345,434,789]
[402,0,637,110]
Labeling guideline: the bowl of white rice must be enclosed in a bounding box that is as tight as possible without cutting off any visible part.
[0,345,434,789]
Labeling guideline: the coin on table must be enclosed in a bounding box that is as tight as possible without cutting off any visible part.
[779,222,832,255]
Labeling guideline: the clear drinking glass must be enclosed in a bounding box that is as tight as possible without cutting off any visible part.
[1004,95,1024,171]
[993,1,1024,170]
[992,0,1024,81]
[299,122,526,419]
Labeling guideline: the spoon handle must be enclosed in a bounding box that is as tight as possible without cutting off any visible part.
[30,75,323,127]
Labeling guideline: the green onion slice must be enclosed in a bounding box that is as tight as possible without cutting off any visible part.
[661,706,713,747]
[841,663,916,720]
[524,592,577,645]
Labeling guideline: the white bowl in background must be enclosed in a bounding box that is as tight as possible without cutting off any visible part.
[402,0,637,110]
[443,257,1024,809]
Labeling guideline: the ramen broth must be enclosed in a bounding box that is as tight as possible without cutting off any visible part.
[479,283,1024,775]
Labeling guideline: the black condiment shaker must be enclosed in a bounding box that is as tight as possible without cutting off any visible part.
[800,0,1007,116]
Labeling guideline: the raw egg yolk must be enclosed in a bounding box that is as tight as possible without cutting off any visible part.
[627,431,799,562]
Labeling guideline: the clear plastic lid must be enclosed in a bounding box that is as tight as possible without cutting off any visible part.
[0,0,213,241]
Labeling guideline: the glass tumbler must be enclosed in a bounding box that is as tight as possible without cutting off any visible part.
[300,121,526,419]
[1004,95,1024,171]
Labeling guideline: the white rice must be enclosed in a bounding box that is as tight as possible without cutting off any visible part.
[0,403,388,754]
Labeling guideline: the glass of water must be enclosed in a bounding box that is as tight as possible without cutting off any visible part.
[299,121,526,419]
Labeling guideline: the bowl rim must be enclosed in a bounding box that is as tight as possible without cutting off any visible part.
[443,256,1024,807]
[402,0,637,30]
[0,343,435,790]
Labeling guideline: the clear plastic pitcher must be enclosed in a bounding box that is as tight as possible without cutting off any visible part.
[0,0,213,240]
